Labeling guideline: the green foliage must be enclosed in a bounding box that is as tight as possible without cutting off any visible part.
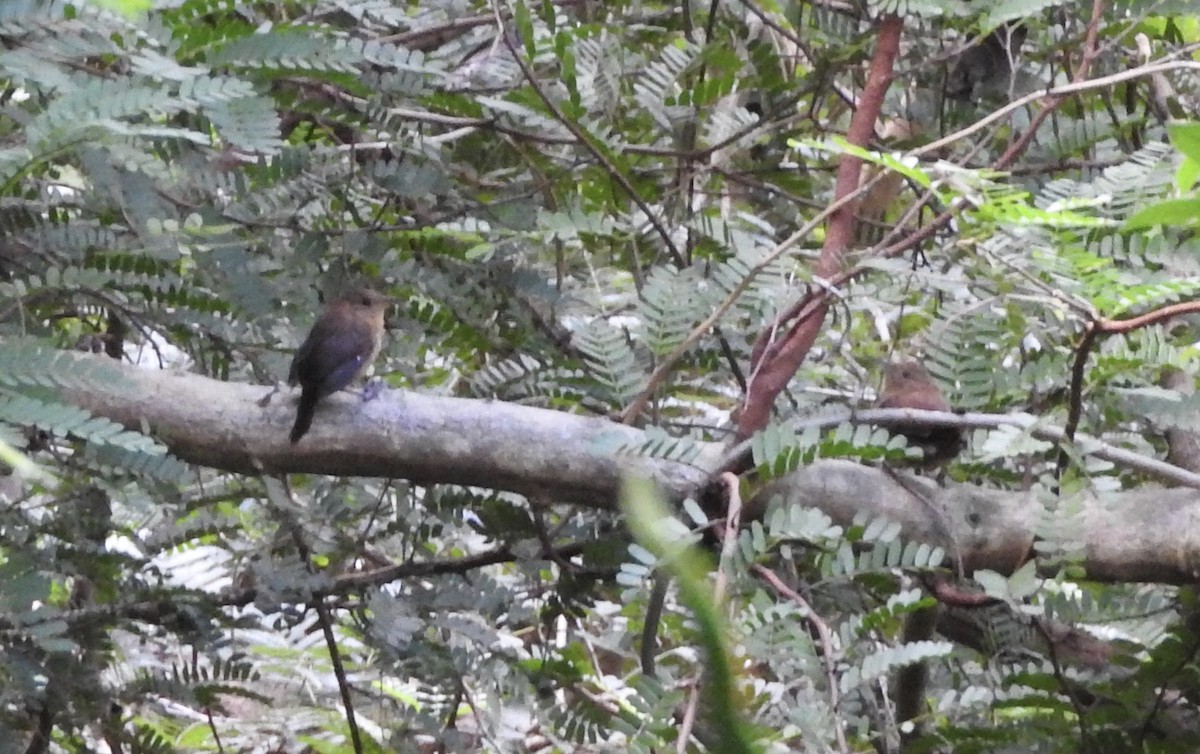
[574,319,644,405]
[622,476,758,753]
[0,341,177,484]
[750,420,928,478]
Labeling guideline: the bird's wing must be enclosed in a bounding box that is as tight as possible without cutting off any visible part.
[291,315,375,398]
[878,390,949,413]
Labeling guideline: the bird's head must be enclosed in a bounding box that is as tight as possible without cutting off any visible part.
[882,360,932,391]
[340,288,394,311]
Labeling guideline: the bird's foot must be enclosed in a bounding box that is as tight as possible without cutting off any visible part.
[257,384,282,407]
[361,379,385,403]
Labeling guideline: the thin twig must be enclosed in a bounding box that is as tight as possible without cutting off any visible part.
[205,707,226,753]
[752,564,850,753]
[717,406,1200,490]
[713,473,743,603]
[676,473,742,754]
[1033,617,1094,749]
[313,599,364,754]
[640,573,669,677]
[334,541,591,590]
[675,677,702,754]
[915,59,1200,159]
[1058,322,1101,482]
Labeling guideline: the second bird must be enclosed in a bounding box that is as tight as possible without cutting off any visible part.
[288,288,391,444]
[878,360,964,465]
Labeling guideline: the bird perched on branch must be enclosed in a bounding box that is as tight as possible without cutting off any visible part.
[878,360,964,465]
[288,288,392,443]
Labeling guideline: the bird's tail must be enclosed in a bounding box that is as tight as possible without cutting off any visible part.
[290,391,318,443]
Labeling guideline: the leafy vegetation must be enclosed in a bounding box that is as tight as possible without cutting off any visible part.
[1,0,1199,752]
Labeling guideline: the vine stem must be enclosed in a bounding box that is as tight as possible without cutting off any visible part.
[752,563,849,753]
[735,15,904,438]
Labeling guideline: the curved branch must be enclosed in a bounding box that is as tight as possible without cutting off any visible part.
[58,353,717,509]
[47,353,1200,584]
[1058,301,1200,480]
[754,460,1200,584]
[914,60,1200,159]
[736,14,905,438]
[1060,322,1101,480]
[718,405,1200,489]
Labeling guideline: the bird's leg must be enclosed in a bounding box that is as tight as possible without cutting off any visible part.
[360,378,386,402]
[257,383,282,407]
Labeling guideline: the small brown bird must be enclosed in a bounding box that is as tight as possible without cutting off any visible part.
[288,288,391,443]
[878,360,964,464]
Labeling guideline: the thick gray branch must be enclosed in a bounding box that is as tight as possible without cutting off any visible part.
[754,460,1200,584]
[59,357,1200,583]
[61,357,717,507]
